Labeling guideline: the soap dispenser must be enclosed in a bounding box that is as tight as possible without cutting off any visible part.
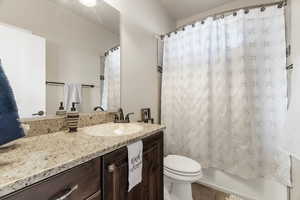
[56,102,66,116]
[66,102,80,133]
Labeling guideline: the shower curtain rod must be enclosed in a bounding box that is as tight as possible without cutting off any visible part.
[160,0,287,38]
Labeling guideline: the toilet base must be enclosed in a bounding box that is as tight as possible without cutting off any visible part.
[165,176,194,200]
[170,182,193,200]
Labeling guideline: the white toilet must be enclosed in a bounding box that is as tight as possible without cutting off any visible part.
[164,155,203,200]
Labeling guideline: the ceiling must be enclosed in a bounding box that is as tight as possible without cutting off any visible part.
[160,0,235,20]
[50,0,120,35]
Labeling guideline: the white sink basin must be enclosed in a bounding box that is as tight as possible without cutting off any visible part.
[83,123,144,137]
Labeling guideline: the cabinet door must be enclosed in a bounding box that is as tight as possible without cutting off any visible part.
[102,146,128,200]
[140,133,163,200]
[102,132,163,200]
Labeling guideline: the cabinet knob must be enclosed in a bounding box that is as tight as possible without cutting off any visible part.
[108,164,116,173]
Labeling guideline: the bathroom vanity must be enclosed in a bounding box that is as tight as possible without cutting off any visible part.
[0,121,164,200]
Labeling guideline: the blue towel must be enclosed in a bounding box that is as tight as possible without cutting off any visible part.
[0,60,25,146]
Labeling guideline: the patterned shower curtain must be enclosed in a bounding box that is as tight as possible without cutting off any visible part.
[101,47,120,111]
[162,6,291,186]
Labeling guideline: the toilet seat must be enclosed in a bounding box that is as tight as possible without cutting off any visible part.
[164,155,203,182]
[164,166,202,177]
[164,155,202,173]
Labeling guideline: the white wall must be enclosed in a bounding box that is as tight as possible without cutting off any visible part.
[105,0,175,122]
[177,0,293,200]
[286,0,300,199]
[0,0,119,115]
[0,24,46,118]
[285,0,300,159]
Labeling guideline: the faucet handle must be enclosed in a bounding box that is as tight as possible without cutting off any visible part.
[125,113,134,121]
[114,113,119,121]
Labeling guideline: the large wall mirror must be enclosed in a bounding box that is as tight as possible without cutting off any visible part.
[0,0,120,118]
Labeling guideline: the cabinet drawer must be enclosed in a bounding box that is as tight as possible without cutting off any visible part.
[2,158,101,200]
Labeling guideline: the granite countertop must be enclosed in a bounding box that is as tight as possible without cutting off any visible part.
[0,123,165,197]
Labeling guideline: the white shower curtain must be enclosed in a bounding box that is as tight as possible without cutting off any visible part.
[162,6,291,186]
[102,47,120,111]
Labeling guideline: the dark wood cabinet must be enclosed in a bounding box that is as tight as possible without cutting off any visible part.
[102,132,163,200]
[86,191,101,200]
[0,132,163,200]
[1,158,101,200]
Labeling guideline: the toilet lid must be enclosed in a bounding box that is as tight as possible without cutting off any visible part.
[164,155,202,174]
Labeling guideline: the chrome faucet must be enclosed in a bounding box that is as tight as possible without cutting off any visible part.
[114,108,134,123]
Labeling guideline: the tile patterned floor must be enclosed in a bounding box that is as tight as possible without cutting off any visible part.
[192,184,243,200]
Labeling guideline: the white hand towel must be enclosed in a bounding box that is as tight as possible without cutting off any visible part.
[127,141,143,191]
[64,83,82,111]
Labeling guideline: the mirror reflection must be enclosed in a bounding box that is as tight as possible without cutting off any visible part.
[0,0,120,118]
